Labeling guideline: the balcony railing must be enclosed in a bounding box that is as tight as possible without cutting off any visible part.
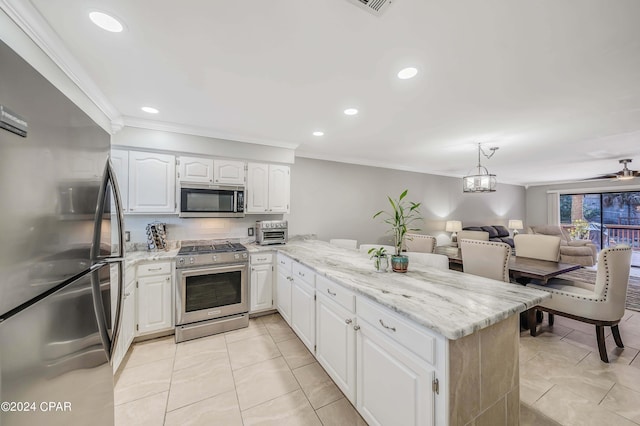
[606,224,640,249]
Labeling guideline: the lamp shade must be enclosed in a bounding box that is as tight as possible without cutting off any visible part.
[508,220,523,230]
[445,220,462,233]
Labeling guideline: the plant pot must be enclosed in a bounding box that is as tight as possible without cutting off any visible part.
[391,255,409,273]
[373,255,388,272]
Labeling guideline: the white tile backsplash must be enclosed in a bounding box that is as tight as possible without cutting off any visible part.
[123,214,283,243]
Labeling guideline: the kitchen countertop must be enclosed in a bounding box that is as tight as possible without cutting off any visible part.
[124,248,180,268]
[275,238,550,340]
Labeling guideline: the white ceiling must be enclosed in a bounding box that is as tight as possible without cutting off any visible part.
[18,0,640,185]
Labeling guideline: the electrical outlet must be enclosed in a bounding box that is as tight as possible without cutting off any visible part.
[125,231,131,242]
[247,227,254,237]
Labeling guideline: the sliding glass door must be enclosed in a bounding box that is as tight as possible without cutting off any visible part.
[560,191,640,267]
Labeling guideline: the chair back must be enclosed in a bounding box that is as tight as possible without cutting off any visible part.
[593,245,632,320]
[529,225,571,244]
[359,244,396,255]
[457,230,489,241]
[329,239,358,250]
[460,239,511,282]
[405,252,449,271]
[514,234,561,262]
[404,233,436,253]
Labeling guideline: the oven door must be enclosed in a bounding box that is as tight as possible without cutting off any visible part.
[176,263,248,325]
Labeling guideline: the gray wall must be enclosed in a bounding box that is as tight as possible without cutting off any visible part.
[287,157,526,246]
[526,180,640,226]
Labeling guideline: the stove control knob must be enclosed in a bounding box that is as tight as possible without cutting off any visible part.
[189,257,195,264]
[213,255,217,262]
[242,253,248,259]
[178,258,185,265]
[234,254,240,259]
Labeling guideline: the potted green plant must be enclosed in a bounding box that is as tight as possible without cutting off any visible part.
[367,247,389,272]
[373,189,422,272]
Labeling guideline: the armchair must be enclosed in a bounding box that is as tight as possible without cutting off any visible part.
[529,225,597,266]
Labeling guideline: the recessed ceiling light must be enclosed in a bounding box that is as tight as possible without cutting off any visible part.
[312,131,324,136]
[89,11,124,33]
[141,106,159,114]
[397,67,418,79]
[344,108,358,116]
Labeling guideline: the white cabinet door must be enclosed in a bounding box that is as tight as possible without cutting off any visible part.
[268,165,290,213]
[128,151,176,213]
[291,277,315,352]
[114,277,136,372]
[110,149,129,211]
[356,321,435,426]
[179,156,213,184]
[214,160,245,185]
[137,274,173,334]
[250,264,273,312]
[316,292,356,402]
[246,162,269,213]
[276,268,292,325]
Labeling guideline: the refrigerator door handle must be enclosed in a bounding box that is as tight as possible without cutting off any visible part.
[90,262,124,363]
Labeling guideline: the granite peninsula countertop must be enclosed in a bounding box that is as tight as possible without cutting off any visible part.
[275,239,550,340]
[124,247,180,268]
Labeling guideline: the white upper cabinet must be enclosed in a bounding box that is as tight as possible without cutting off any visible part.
[128,151,176,213]
[178,156,214,184]
[110,149,129,211]
[214,160,245,185]
[247,163,290,214]
[268,165,290,213]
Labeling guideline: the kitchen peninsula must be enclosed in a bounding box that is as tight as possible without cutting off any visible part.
[269,238,551,426]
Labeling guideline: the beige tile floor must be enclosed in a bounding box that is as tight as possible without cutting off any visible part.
[114,313,365,426]
[115,310,640,426]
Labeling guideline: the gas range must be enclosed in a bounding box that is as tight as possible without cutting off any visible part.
[176,241,248,269]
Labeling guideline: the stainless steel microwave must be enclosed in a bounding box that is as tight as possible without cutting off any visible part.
[179,184,245,218]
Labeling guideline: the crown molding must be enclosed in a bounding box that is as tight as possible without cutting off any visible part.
[0,0,122,129]
[122,116,299,150]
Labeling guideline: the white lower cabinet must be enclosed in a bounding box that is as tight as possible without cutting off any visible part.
[275,255,293,325]
[291,277,315,352]
[356,320,435,426]
[113,267,136,373]
[136,262,173,335]
[250,253,274,313]
[283,261,443,426]
[315,291,356,402]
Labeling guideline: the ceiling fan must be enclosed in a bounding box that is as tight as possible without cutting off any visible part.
[590,159,640,181]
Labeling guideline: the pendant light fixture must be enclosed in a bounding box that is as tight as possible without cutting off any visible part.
[463,143,499,193]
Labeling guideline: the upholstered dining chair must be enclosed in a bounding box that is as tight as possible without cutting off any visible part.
[404,233,437,253]
[329,239,358,249]
[526,245,632,363]
[405,252,449,271]
[514,234,561,262]
[460,239,511,283]
[359,244,396,254]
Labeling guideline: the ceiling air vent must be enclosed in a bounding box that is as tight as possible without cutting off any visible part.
[346,0,394,16]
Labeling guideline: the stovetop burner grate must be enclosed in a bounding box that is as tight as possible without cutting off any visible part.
[178,242,246,255]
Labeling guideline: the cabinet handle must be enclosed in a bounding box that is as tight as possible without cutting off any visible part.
[327,289,336,296]
[298,271,305,277]
[379,319,396,332]
[124,292,131,297]
[345,318,352,324]
[147,267,162,271]
[354,325,360,331]
[166,277,170,281]
[288,276,293,281]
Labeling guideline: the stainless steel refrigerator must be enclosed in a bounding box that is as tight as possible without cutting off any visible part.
[0,39,124,425]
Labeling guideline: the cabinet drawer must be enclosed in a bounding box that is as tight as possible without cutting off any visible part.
[357,297,435,365]
[251,253,273,265]
[277,253,293,272]
[316,275,355,313]
[292,262,315,287]
[137,262,172,277]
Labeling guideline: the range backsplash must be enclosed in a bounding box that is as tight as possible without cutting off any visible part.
[124,214,284,243]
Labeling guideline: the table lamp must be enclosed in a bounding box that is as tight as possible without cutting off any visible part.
[508,219,523,236]
[445,220,463,243]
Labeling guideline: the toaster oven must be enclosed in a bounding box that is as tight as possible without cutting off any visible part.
[256,220,288,245]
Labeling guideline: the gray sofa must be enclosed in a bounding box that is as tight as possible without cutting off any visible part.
[462,225,514,248]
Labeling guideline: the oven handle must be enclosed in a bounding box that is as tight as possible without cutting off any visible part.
[177,263,248,278]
